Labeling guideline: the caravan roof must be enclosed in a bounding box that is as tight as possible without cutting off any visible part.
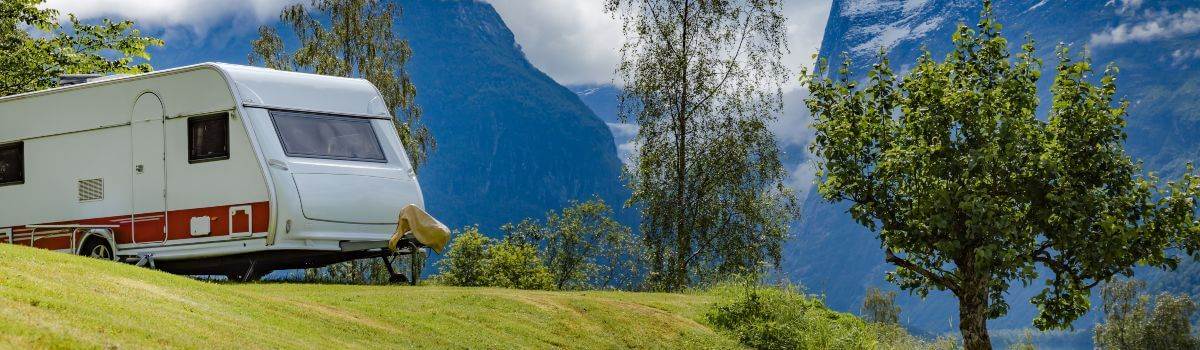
[0,63,393,144]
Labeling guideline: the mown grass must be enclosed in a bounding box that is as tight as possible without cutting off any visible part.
[0,244,737,349]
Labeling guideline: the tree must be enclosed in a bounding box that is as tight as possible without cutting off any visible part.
[804,3,1200,349]
[437,226,491,287]
[861,287,901,325]
[503,198,642,290]
[250,0,433,170]
[605,0,800,291]
[0,0,162,96]
[482,238,555,290]
[1095,279,1200,350]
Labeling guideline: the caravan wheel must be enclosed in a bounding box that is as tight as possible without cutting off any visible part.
[79,238,115,261]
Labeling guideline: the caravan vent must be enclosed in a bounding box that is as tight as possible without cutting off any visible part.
[78,178,104,202]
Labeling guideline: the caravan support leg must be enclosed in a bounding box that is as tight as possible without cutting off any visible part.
[241,259,258,283]
[226,259,262,282]
[381,255,408,284]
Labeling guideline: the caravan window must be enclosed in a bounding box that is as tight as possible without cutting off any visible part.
[0,142,23,186]
[270,110,387,163]
[188,113,230,163]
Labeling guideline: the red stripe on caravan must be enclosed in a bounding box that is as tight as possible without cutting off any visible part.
[1,202,269,252]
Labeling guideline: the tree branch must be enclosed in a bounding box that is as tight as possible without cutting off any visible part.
[886,248,961,293]
[685,15,754,118]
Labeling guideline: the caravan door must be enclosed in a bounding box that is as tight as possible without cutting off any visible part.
[131,92,167,244]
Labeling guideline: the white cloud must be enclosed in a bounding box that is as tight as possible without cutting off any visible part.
[775,87,819,197]
[783,0,835,89]
[42,0,302,33]
[487,0,833,87]
[484,0,624,86]
[1091,9,1200,47]
[606,122,639,165]
[1172,47,1200,66]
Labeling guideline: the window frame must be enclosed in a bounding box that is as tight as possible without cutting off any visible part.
[268,110,389,163]
[0,141,24,187]
[187,112,231,164]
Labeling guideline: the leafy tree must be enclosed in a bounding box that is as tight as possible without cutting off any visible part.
[605,0,800,291]
[861,287,901,325]
[803,3,1200,349]
[504,198,643,290]
[250,0,432,170]
[482,239,555,290]
[437,226,492,287]
[1095,279,1200,350]
[0,0,162,96]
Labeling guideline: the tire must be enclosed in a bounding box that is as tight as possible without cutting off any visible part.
[79,237,115,261]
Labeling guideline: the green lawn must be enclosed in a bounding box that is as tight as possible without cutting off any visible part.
[0,244,737,349]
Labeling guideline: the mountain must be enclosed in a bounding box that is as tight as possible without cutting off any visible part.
[146,1,633,234]
[570,84,638,165]
[396,1,632,232]
[792,0,1200,339]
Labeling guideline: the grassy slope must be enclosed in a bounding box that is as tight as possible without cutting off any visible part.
[0,245,737,349]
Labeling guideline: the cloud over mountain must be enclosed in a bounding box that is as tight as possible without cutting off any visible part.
[43,0,304,32]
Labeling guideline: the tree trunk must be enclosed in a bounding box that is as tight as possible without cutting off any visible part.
[958,287,993,350]
[670,0,693,292]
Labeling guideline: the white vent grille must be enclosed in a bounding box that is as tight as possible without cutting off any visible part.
[78,178,104,202]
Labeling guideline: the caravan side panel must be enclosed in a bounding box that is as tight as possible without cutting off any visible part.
[0,67,271,254]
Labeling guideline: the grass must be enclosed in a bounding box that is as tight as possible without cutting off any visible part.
[0,244,738,349]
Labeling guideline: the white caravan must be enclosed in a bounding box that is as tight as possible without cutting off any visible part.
[0,63,448,281]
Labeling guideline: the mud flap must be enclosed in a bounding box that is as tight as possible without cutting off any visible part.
[389,204,450,254]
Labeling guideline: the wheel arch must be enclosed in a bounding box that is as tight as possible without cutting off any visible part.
[76,229,118,256]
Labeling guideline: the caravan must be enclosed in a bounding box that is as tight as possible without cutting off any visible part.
[0,63,448,281]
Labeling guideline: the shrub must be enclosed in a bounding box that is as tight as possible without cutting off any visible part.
[706,280,875,349]
[706,278,946,350]
[437,226,492,287]
[482,239,554,290]
[435,226,554,290]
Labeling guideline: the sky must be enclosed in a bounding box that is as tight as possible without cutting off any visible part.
[44,0,834,90]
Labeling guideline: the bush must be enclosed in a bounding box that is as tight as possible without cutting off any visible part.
[706,280,874,349]
[435,226,554,290]
[437,226,492,287]
[706,278,945,350]
[482,239,554,290]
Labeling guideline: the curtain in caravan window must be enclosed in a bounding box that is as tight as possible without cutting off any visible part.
[0,142,23,185]
[188,113,230,163]
[270,111,387,162]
